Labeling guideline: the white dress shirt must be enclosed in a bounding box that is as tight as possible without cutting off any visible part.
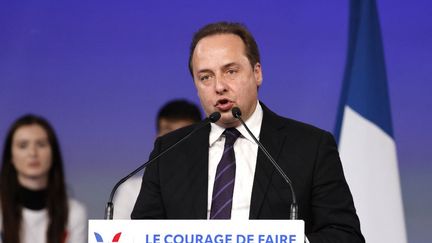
[207,102,263,219]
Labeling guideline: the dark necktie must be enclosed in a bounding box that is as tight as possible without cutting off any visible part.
[210,128,241,219]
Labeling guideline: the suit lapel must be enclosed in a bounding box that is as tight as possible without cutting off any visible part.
[186,124,210,219]
[249,103,287,219]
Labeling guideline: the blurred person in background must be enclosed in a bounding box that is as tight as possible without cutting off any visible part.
[113,99,202,219]
[0,114,87,243]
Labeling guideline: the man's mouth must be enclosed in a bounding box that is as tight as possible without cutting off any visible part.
[215,99,234,112]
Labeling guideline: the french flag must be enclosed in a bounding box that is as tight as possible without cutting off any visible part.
[335,0,407,242]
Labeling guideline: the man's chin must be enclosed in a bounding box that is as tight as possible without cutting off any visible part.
[217,117,241,128]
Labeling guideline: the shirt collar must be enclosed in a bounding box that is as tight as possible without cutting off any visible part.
[209,102,263,145]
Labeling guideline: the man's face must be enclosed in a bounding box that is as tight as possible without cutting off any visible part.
[191,34,262,128]
[157,118,195,137]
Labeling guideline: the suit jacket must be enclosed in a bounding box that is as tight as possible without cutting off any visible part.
[132,103,364,243]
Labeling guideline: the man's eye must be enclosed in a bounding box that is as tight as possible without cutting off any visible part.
[225,69,238,79]
[200,75,210,81]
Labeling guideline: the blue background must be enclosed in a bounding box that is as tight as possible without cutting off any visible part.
[0,1,430,242]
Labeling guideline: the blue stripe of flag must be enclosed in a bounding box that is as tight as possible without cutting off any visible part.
[335,0,394,142]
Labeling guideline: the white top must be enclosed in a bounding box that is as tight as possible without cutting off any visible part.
[113,174,142,219]
[0,198,87,243]
[207,102,263,219]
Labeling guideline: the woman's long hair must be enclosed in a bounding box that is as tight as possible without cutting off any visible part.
[0,114,68,243]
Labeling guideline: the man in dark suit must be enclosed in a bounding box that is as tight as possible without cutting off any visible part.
[132,22,364,243]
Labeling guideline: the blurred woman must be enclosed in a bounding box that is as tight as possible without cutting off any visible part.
[0,114,86,243]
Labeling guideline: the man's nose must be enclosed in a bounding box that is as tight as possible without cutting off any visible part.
[215,75,228,94]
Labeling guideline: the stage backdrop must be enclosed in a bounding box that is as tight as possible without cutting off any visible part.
[0,1,430,242]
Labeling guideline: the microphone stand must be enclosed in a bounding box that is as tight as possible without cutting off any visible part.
[232,107,298,220]
[104,112,221,219]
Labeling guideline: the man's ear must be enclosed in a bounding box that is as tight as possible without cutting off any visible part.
[254,63,263,87]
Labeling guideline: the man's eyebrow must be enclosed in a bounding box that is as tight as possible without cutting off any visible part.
[196,68,213,74]
[222,62,238,69]
[196,63,239,74]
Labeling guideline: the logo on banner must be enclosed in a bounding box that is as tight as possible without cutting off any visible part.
[93,232,122,243]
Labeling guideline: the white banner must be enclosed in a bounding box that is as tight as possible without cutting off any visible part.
[88,220,304,243]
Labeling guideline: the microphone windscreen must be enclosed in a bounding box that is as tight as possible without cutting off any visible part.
[232,107,242,118]
[209,112,221,123]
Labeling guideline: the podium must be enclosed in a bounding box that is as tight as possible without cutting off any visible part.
[88,220,304,243]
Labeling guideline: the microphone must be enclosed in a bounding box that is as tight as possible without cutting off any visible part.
[232,107,298,220]
[104,111,221,219]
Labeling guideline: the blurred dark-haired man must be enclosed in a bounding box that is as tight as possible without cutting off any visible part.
[113,99,202,219]
[156,99,202,137]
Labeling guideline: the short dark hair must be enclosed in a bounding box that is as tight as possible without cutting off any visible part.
[188,22,260,76]
[156,99,202,132]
